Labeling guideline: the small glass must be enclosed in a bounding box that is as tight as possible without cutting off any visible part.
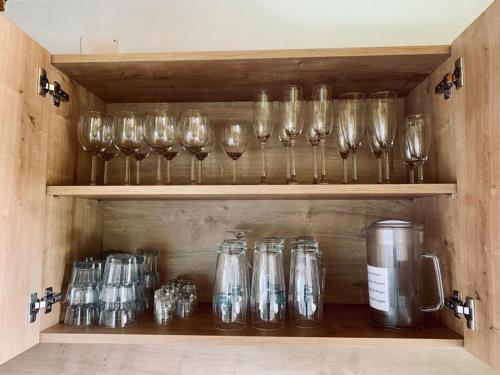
[154,288,175,324]
[251,238,286,330]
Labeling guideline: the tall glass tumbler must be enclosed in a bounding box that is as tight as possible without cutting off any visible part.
[213,240,249,331]
[136,249,160,309]
[288,237,322,328]
[251,238,286,330]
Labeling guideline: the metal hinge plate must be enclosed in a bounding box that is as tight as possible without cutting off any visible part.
[445,289,476,330]
[435,58,464,100]
[28,287,62,323]
[37,67,69,107]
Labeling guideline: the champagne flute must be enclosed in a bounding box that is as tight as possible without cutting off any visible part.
[144,110,176,185]
[113,111,144,185]
[253,89,274,184]
[77,111,113,185]
[311,84,333,184]
[279,126,292,184]
[99,144,119,185]
[338,93,366,183]
[368,91,398,183]
[367,129,384,183]
[305,105,321,184]
[405,114,431,183]
[221,120,249,184]
[133,142,152,185]
[399,123,416,184]
[333,113,350,184]
[280,85,304,185]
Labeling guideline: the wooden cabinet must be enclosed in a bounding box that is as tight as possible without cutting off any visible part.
[1,1,500,373]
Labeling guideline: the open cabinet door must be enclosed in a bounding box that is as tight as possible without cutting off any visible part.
[407,0,500,371]
[0,14,51,363]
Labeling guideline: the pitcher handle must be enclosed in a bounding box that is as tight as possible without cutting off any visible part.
[421,252,445,312]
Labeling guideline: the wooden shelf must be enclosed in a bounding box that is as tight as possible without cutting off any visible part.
[41,304,462,347]
[47,184,457,201]
[51,46,450,102]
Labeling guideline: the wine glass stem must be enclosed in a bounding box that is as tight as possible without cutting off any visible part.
[352,151,358,182]
[190,157,196,185]
[408,165,415,184]
[320,139,327,183]
[167,159,172,185]
[156,155,162,185]
[312,146,318,184]
[417,163,424,183]
[290,142,297,183]
[90,154,97,185]
[286,146,291,183]
[377,157,383,184]
[383,152,390,183]
[233,159,237,185]
[104,160,109,185]
[136,160,141,185]
[198,160,202,185]
[124,155,130,185]
[343,158,348,184]
[260,142,267,184]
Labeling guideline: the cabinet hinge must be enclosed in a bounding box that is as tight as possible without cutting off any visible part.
[445,289,476,330]
[28,287,62,323]
[435,58,464,100]
[37,67,69,107]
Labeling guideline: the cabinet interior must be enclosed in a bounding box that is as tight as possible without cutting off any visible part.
[41,46,462,344]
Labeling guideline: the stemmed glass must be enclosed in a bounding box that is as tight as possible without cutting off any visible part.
[311,84,334,184]
[179,110,210,185]
[367,129,384,183]
[280,85,304,184]
[368,91,398,183]
[333,114,350,184]
[253,89,274,184]
[221,120,249,184]
[305,107,321,184]
[99,144,119,185]
[144,110,177,185]
[163,137,182,185]
[113,111,144,185]
[133,142,152,185]
[77,111,113,185]
[338,93,366,183]
[405,114,431,183]
[279,126,292,184]
[399,123,416,183]
[194,123,214,185]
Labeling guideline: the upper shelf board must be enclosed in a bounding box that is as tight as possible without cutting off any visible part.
[51,46,450,103]
[46,184,457,201]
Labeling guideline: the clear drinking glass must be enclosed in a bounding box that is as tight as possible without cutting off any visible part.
[367,128,384,183]
[311,84,334,184]
[368,91,398,183]
[253,89,274,184]
[280,85,304,184]
[133,141,152,185]
[154,287,175,324]
[279,126,292,184]
[289,237,322,328]
[144,110,177,185]
[221,120,249,184]
[213,239,249,331]
[136,249,160,309]
[64,261,102,326]
[399,122,416,183]
[163,138,182,185]
[113,111,144,185]
[405,114,431,183]
[77,111,113,185]
[251,238,286,330]
[99,144,119,185]
[333,111,350,184]
[306,103,321,184]
[339,93,367,183]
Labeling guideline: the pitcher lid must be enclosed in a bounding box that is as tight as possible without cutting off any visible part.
[366,219,424,230]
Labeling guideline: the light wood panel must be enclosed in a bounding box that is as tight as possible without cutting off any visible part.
[47,184,457,200]
[51,46,450,102]
[0,14,50,364]
[41,304,461,345]
[407,0,500,370]
[103,200,413,304]
[1,343,495,375]
[105,101,411,186]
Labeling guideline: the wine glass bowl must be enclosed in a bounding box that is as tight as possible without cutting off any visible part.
[180,110,211,184]
[113,111,144,185]
[221,120,249,184]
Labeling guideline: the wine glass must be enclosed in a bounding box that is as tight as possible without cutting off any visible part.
[163,136,182,185]
[253,89,274,184]
[179,110,210,185]
[338,93,366,183]
[133,141,152,185]
[311,84,334,184]
[405,114,431,183]
[194,122,214,185]
[113,111,144,185]
[280,85,304,184]
[305,105,321,184]
[399,123,416,184]
[221,120,249,184]
[368,91,398,183]
[333,112,350,184]
[279,126,292,184]
[367,128,384,183]
[99,144,119,185]
[77,111,113,185]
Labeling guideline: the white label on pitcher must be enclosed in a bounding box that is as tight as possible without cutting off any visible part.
[367,265,389,312]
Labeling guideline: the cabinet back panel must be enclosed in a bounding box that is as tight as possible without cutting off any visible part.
[105,101,411,186]
[103,200,412,303]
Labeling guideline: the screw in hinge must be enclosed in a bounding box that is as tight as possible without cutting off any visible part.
[435,58,464,100]
[37,67,69,107]
[445,289,477,330]
[27,287,62,323]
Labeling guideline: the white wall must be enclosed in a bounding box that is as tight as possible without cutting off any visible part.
[5,0,494,54]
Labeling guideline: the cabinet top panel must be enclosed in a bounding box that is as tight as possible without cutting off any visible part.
[51,46,450,102]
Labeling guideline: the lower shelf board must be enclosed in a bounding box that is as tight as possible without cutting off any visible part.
[41,304,462,347]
